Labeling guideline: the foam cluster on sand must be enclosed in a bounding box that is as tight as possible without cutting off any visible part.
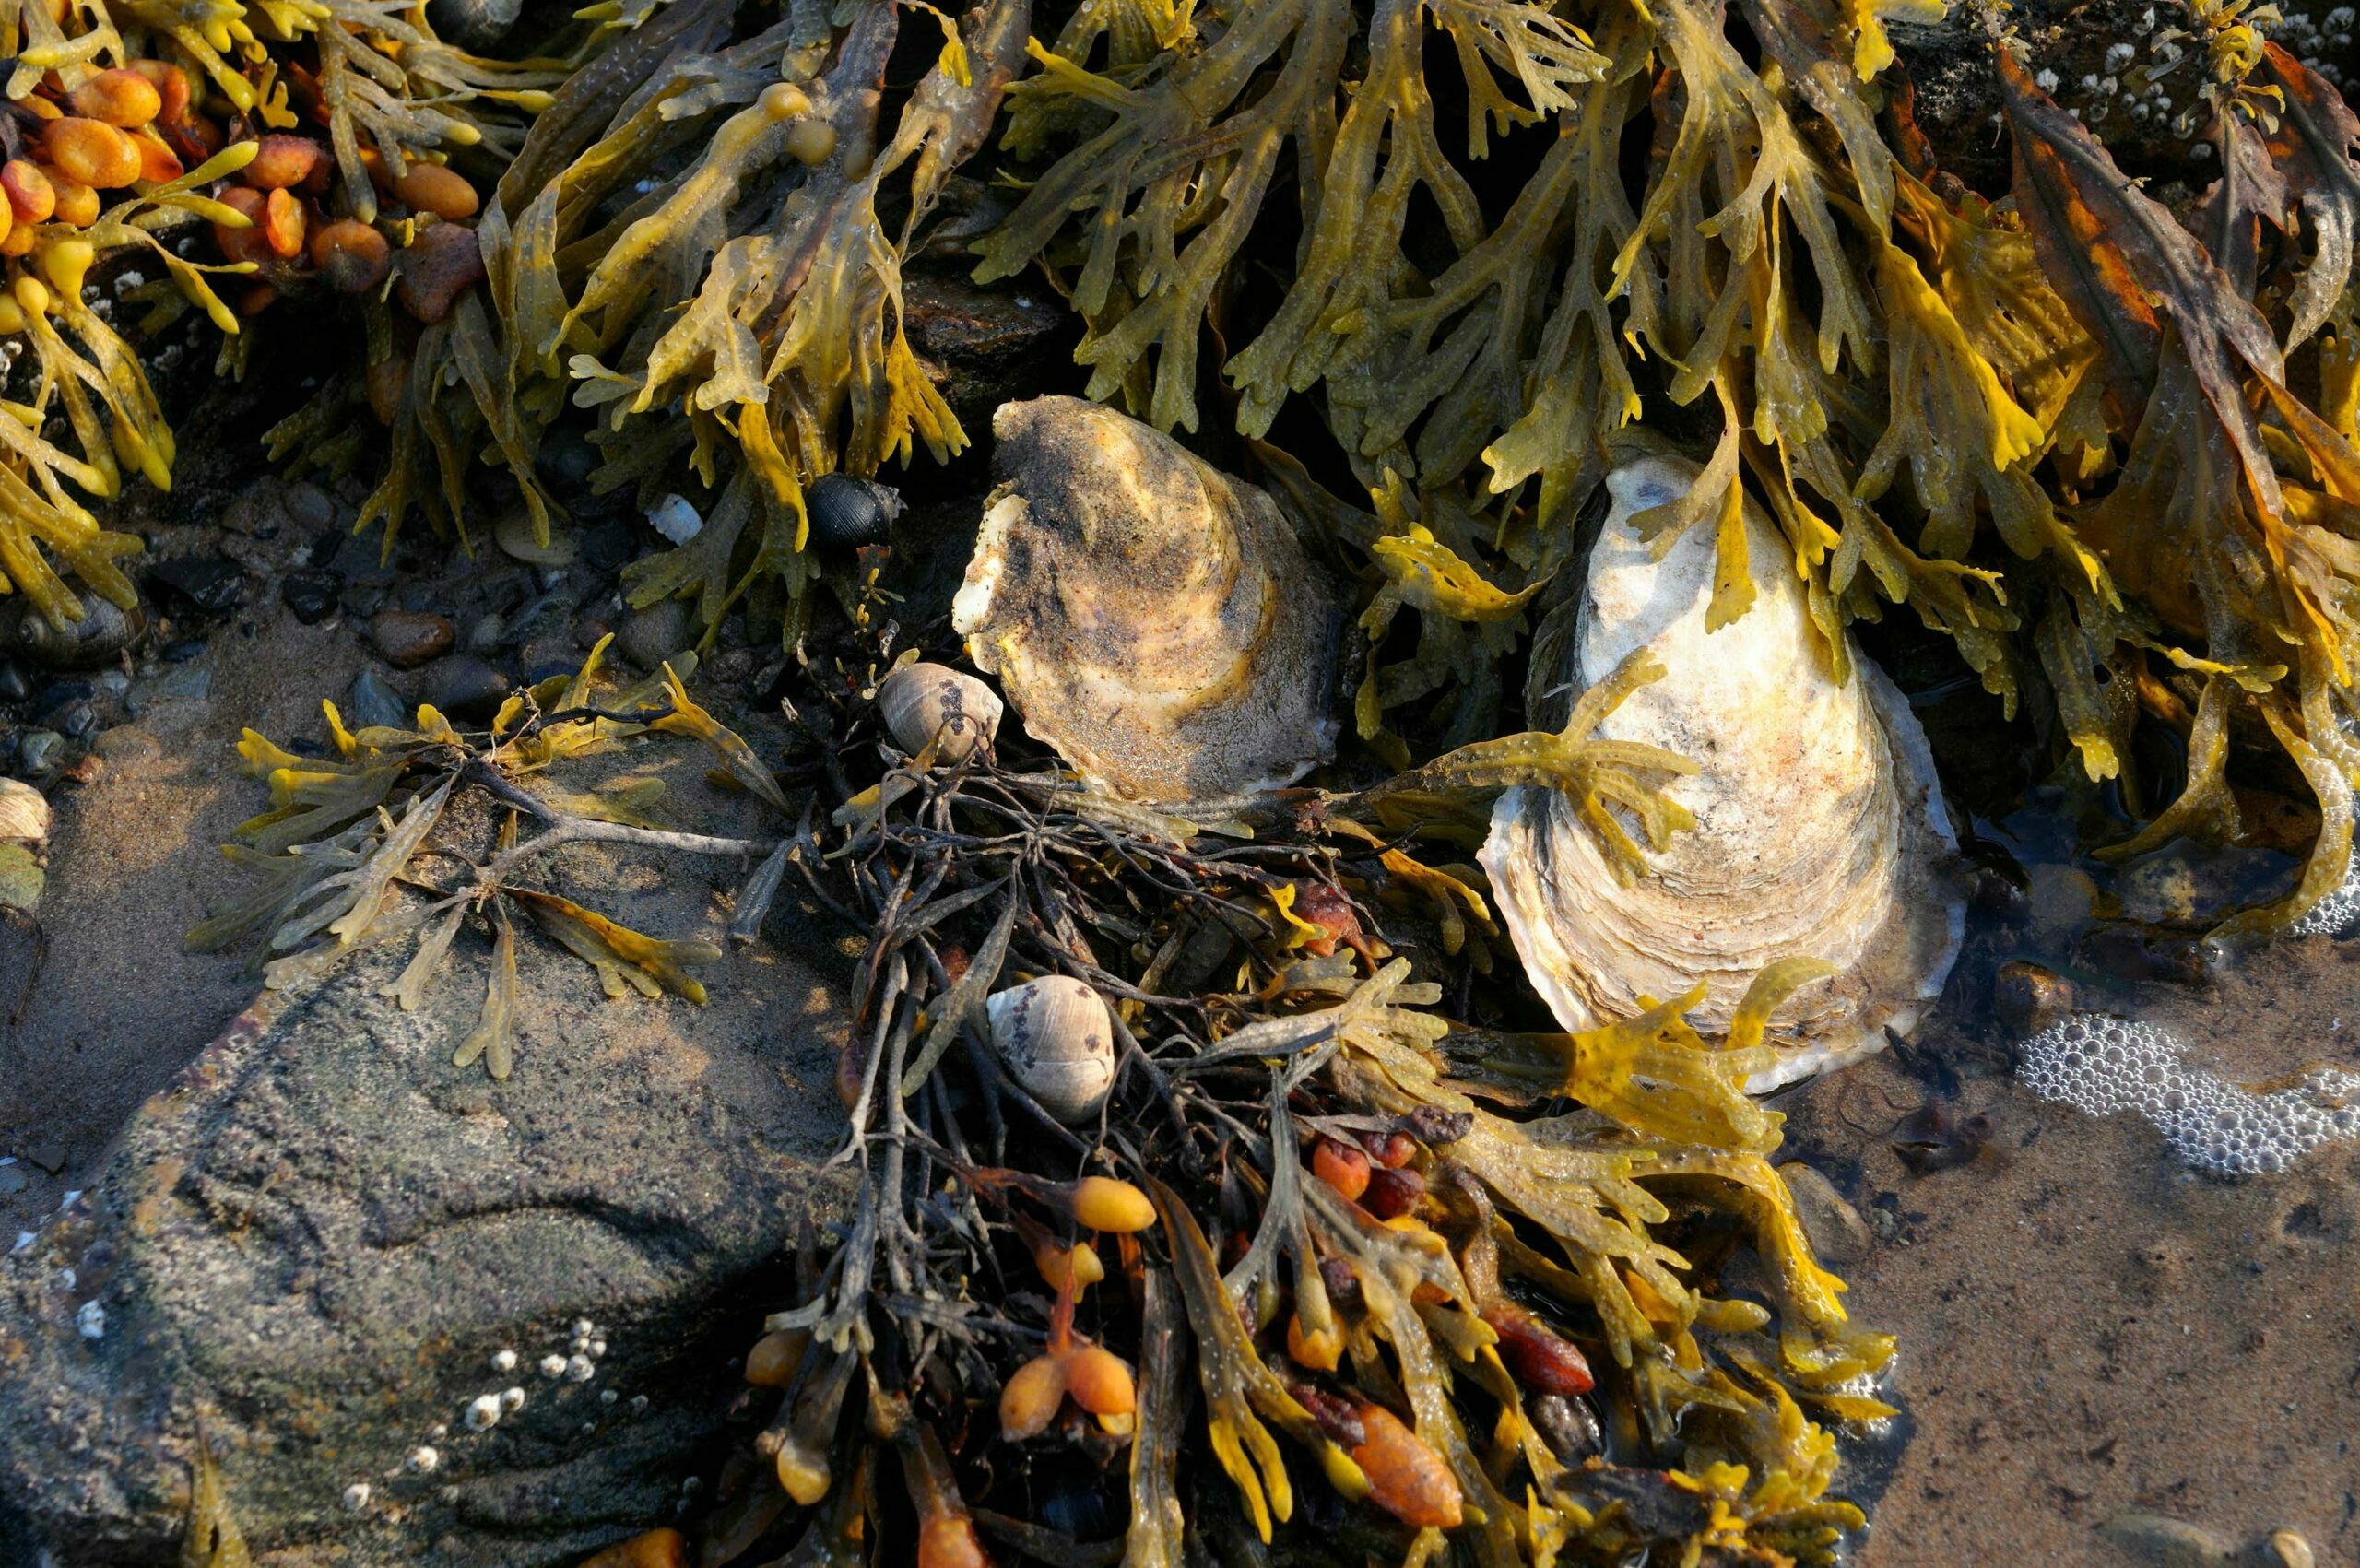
[2288,848,2360,937]
[2020,1016,2360,1175]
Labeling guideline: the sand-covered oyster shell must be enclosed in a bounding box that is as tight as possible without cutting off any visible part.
[1480,454,1965,1090]
[951,396,1340,804]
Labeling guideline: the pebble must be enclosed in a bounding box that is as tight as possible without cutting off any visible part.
[2262,1529,2315,1568]
[371,610,454,668]
[2099,1513,2231,1567]
[26,1142,65,1174]
[1777,1162,1874,1264]
[282,481,339,533]
[0,1165,24,1197]
[466,612,505,656]
[280,570,341,626]
[14,730,62,780]
[49,701,94,740]
[647,494,702,545]
[495,510,579,567]
[618,598,693,671]
[573,619,610,652]
[346,670,409,732]
[0,661,26,702]
[149,556,244,614]
[434,657,512,722]
[1994,961,2074,1034]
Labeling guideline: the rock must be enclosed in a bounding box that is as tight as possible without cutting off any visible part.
[618,599,694,672]
[1776,1162,1873,1265]
[2260,1528,2317,1568]
[126,666,212,717]
[283,480,340,533]
[13,729,62,780]
[1993,961,2073,1035]
[496,512,580,568]
[435,656,513,723]
[2099,1513,2232,1567]
[0,1164,24,1197]
[49,701,94,740]
[0,843,854,1566]
[2118,853,2200,925]
[902,268,1073,422]
[372,610,456,668]
[0,660,27,702]
[347,669,410,732]
[466,611,506,655]
[574,620,611,652]
[24,1142,65,1174]
[149,556,245,615]
[218,487,290,538]
[280,569,342,625]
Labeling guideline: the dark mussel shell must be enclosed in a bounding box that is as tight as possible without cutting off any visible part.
[805,473,903,550]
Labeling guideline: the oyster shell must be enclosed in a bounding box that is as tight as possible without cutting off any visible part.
[951,396,1340,804]
[1479,454,1965,1090]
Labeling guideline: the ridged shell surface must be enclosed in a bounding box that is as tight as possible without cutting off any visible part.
[1478,454,1965,1090]
[878,662,1002,764]
[0,779,49,847]
[951,396,1340,804]
[985,974,1115,1125]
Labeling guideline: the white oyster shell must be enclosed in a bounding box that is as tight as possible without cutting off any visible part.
[1479,454,1965,1091]
[951,396,1340,804]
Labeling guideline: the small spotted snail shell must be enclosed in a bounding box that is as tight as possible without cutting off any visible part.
[985,975,1115,1125]
[878,662,1002,764]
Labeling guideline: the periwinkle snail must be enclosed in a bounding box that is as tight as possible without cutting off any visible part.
[985,974,1115,1124]
[877,662,1001,764]
[806,472,903,550]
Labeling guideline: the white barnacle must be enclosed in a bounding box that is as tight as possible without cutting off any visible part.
[500,1386,526,1412]
[571,1318,595,1338]
[463,1394,502,1431]
[565,1354,596,1384]
[342,1483,371,1513]
[407,1446,440,1474]
[2035,66,2060,91]
[490,1349,517,1374]
[599,1389,619,1406]
[540,1354,568,1379]
[2106,41,2136,69]
[75,1301,104,1340]
[588,1339,607,1359]
[629,1395,650,1414]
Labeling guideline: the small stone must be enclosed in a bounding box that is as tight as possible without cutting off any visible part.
[434,657,512,723]
[347,669,409,732]
[537,426,599,489]
[465,613,505,656]
[573,619,610,651]
[371,610,455,668]
[50,701,95,740]
[1994,961,2073,1034]
[495,511,579,567]
[25,1142,65,1174]
[218,489,289,537]
[161,639,206,665]
[149,557,244,615]
[2261,1529,2316,1568]
[2099,1513,2231,1567]
[0,1165,25,1197]
[92,670,127,698]
[14,730,63,780]
[280,570,341,626]
[282,481,339,533]
[2119,853,2200,925]
[1777,1163,1873,1264]
[0,661,27,702]
[618,598,693,672]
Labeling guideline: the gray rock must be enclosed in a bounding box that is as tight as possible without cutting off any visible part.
[618,598,694,673]
[1777,1162,1874,1266]
[2100,1514,2234,1568]
[13,729,62,781]
[347,669,409,732]
[0,808,852,1566]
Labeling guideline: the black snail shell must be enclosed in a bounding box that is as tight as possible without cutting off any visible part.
[424,0,522,51]
[1,595,144,669]
[805,473,903,550]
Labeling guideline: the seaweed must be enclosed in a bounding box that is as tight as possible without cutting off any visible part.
[187,640,746,1079]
